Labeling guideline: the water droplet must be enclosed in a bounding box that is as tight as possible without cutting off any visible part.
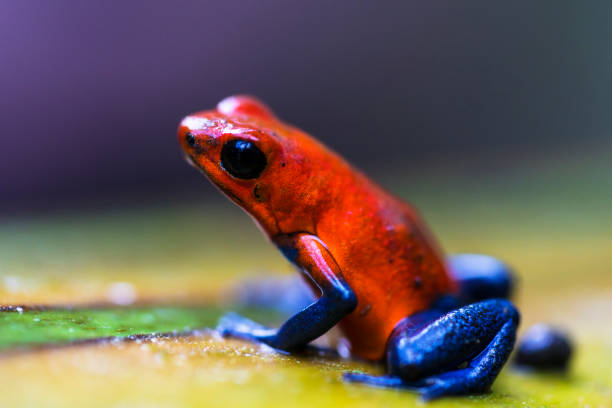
[106,282,137,305]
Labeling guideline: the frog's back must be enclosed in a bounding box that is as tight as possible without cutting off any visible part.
[255,118,456,360]
[314,170,457,360]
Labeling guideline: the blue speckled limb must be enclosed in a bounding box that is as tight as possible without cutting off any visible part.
[344,299,519,400]
[217,234,357,351]
[217,291,356,351]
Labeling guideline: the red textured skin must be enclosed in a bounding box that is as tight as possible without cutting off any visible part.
[178,96,457,361]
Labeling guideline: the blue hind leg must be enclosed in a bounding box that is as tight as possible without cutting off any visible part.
[448,253,516,304]
[344,299,519,400]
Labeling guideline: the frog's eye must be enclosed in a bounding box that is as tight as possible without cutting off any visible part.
[220,139,267,179]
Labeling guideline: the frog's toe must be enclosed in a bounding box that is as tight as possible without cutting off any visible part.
[216,312,270,339]
[408,370,490,401]
[341,371,462,401]
[341,371,477,401]
[343,372,405,388]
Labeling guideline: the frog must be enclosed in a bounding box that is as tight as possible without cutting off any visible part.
[177,95,519,400]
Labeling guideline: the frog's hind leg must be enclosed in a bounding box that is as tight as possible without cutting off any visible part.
[344,299,519,400]
[448,254,516,304]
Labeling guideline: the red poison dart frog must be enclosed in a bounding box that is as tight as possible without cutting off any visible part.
[178,96,519,400]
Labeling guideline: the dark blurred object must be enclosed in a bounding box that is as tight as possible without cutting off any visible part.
[514,324,573,371]
[230,275,314,316]
[448,253,515,304]
[2,1,611,212]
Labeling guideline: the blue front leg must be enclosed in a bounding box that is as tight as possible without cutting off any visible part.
[345,299,519,400]
[217,233,357,351]
[217,286,356,350]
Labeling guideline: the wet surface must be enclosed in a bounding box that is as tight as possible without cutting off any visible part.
[0,329,610,408]
[1,152,611,407]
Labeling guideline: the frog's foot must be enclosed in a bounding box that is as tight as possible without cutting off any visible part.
[342,373,444,396]
[343,372,407,388]
[345,299,519,400]
[216,312,337,357]
[448,254,516,304]
[216,312,277,344]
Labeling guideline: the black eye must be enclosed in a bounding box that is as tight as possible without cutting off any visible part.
[220,140,267,179]
[185,132,196,147]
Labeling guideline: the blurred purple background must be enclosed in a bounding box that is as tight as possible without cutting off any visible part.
[1,1,611,213]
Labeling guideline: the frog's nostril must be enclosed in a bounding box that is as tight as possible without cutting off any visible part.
[185,132,197,147]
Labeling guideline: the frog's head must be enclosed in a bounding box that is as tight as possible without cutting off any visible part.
[178,95,341,237]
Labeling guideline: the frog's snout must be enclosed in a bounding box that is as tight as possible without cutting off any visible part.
[178,114,222,154]
[178,129,202,156]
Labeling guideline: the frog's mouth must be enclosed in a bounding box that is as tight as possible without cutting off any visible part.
[184,152,247,207]
[183,152,199,169]
[184,152,212,175]
[183,151,282,235]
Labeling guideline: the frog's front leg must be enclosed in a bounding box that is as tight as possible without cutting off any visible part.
[217,233,357,351]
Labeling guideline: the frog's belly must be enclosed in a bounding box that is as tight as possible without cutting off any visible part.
[337,264,456,361]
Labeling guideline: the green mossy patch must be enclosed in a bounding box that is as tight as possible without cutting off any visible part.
[0,306,277,350]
